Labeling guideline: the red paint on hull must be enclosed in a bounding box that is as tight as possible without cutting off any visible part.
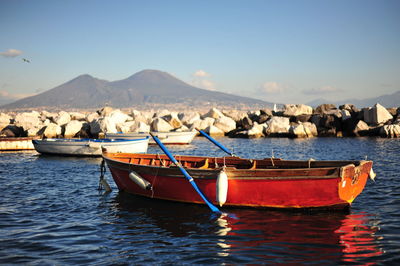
[104,153,373,209]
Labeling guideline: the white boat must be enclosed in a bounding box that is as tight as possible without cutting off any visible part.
[32,137,149,156]
[105,131,197,145]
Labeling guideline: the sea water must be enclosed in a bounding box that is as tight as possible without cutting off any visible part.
[0,137,399,264]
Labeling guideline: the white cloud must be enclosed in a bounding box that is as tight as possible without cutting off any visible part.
[260,82,284,94]
[191,70,216,91]
[0,49,23,58]
[193,70,210,77]
[302,86,342,95]
[0,90,36,100]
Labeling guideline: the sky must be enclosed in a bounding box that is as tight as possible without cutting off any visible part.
[0,0,399,105]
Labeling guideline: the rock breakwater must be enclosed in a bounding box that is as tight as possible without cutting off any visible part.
[1,103,399,139]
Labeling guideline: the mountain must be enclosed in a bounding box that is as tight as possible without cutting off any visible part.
[0,70,271,110]
[306,90,400,108]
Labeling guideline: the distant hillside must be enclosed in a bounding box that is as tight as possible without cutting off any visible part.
[306,90,400,108]
[0,70,271,110]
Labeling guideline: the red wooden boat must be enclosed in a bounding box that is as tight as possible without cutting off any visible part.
[102,152,375,210]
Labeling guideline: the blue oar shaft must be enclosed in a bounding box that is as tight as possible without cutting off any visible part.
[196,129,234,156]
[150,133,221,213]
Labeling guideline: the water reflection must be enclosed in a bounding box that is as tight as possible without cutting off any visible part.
[113,192,383,264]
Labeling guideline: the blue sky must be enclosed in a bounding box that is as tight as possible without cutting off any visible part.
[0,0,399,104]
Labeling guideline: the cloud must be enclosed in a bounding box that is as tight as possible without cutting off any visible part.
[191,70,216,91]
[0,90,36,100]
[193,70,210,77]
[302,86,343,95]
[259,82,284,94]
[0,49,23,58]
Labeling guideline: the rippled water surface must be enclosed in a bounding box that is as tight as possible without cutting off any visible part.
[0,137,399,265]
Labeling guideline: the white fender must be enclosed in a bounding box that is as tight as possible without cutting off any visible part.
[369,168,376,181]
[129,171,152,190]
[216,169,228,207]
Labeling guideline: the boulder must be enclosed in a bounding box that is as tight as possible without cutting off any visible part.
[0,113,11,130]
[151,117,174,132]
[179,112,201,127]
[354,120,370,136]
[129,121,150,133]
[108,110,130,125]
[202,108,224,119]
[289,122,317,138]
[283,104,313,116]
[341,110,352,120]
[64,120,83,138]
[314,104,337,115]
[0,125,25,137]
[293,114,311,123]
[214,116,236,133]
[248,122,265,138]
[363,103,393,125]
[163,112,183,129]
[130,109,150,124]
[98,106,114,116]
[204,125,225,136]
[86,112,100,123]
[153,109,171,118]
[76,122,92,138]
[89,117,118,136]
[55,111,71,126]
[69,112,87,121]
[238,116,253,130]
[222,110,247,122]
[380,124,400,138]
[14,111,41,131]
[43,123,62,138]
[190,117,215,131]
[265,116,290,137]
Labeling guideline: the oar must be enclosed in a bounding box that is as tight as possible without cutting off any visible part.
[150,133,221,213]
[196,128,235,157]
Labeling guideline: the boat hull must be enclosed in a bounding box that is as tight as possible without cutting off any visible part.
[103,153,373,209]
[105,131,197,145]
[32,138,149,156]
[0,137,37,151]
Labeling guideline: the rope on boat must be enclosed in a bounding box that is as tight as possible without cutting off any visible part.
[98,159,112,192]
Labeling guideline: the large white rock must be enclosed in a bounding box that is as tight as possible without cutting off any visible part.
[283,104,313,116]
[363,103,393,125]
[0,113,11,129]
[14,111,42,131]
[179,112,201,126]
[380,124,400,138]
[204,125,225,136]
[265,116,290,134]
[202,108,224,119]
[153,109,171,118]
[44,123,62,138]
[55,111,71,126]
[69,112,87,121]
[121,121,150,133]
[64,120,83,138]
[222,110,247,122]
[86,112,100,123]
[108,110,130,125]
[247,122,265,138]
[289,122,317,138]
[190,117,215,131]
[130,109,149,123]
[163,112,182,129]
[90,117,118,135]
[151,117,174,132]
[214,116,236,133]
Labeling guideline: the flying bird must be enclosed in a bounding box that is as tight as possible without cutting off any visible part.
[22,58,30,63]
